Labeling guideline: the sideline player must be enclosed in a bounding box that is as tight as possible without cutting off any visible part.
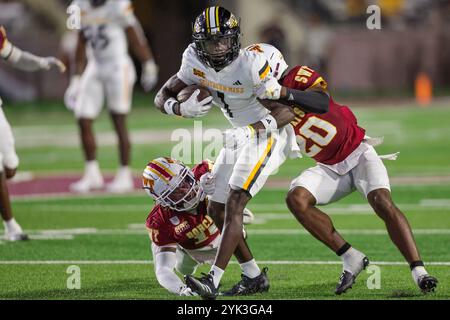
[143,157,256,296]
[65,0,159,193]
[256,45,438,294]
[154,7,329,299]
[0,26,65,240]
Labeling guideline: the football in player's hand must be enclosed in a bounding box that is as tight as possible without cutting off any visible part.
[177,85,211,103]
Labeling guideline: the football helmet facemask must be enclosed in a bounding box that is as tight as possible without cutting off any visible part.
[142,158,203,212]
[192,6,241,71]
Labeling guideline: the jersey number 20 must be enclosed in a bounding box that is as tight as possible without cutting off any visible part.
[296,116,337,157]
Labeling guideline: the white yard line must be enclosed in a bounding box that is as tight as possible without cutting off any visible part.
[2,228,450,238]
[0,260,449,266]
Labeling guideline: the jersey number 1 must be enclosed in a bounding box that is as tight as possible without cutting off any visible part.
[217,92,233,118]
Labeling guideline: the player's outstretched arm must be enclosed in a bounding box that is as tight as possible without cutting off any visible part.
[222,100,295,150]
[0,26,66,73]
[254,99,295,130]
[151,243,195,296]
[256,76,329,114]
[126,23,158,92]
[281,87,329,114]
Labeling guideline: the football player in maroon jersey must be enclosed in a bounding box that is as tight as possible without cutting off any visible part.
[255,43,438,295]
[143,157,266,296]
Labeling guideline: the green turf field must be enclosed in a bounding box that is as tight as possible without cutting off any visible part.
[0,95,449,299]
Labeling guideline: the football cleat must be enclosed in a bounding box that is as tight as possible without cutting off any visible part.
[106,168,134,194]
[5,232,29,241]
[185,273,219,300]
[222,267,270,296]
[418,274,438,294]
[335,256,369,295]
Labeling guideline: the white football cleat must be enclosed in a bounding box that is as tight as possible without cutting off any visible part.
[70,161,105,193]
[4,231,29,241]
[106,167,135,194]
[3,219,29,241]
[70,174,105,193]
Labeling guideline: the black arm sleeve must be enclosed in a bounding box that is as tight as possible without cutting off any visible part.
[285,88,329,114]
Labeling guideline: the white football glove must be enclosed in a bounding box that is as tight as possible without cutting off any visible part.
[199,172,215,197]
[255,76,282,100]
[64,76,81,111]
[141,60,158,92]
[39,57,66,73]
[179,286,198,296]
[223,125,255,150]
[179,89,213,118]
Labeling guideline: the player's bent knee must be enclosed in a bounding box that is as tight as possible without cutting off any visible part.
[286,187,314,215]
[368,189,397,217]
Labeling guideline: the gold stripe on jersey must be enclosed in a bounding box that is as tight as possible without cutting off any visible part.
[199,79,244,94]
[243,136,274,191]
[259,61,270,80]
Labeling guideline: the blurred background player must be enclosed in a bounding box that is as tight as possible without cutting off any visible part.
[64,0,159,193]
[0,25,65,241]
[143,157,256,296]
[256,43,439,295]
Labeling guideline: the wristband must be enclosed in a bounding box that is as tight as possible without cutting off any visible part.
[163,97,178,115]
[260,114,278,130]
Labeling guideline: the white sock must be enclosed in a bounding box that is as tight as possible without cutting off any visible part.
[341,247,365,274]
[3,218,23,234]
[85,160,100,173]
[240,259,261,279]
[209,265,224,288]
[412,266,428,285]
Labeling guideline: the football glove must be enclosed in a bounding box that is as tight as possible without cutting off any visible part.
[179,89,213,118]
[223,125,255,150]
[255,76,282,100]
[141,60,158,92]
[39,56,66,73]
[199,172,215,197]
[64,75,81,111]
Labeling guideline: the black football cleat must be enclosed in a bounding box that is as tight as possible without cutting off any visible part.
[335,257,370,295]
[222,267,270,296]
[418,274,438,294]
[185,273,219,300]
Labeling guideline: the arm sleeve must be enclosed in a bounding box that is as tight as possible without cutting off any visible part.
[285,89,329,114]
[3,47,47,72]
[282,65,330,114]
[152,243,185,295]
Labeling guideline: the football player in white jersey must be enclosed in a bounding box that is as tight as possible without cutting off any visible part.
[154,7,328,299]
[65,0,159,193]
[0,26,65,241]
